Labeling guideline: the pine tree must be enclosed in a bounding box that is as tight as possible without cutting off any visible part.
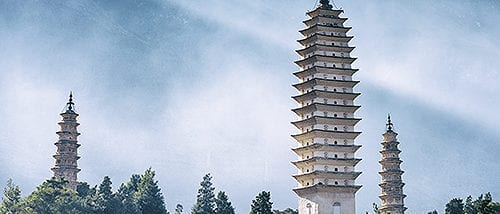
[134,168,168,214]
[250,191,273,214]
[175,204,184,214]
[464,196,476,214]
[16,177,91,213]
[192,173,216,214]
[0,179,21,214]
[215,191,235,214]
[96,176,121,214]
[116,174,141,214]
[445,198,464,214]
[474,193,493,214]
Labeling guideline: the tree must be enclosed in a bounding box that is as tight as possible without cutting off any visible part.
[488,202,500,213]
[0,179,21,214]
[428,211,438,214]
[16,177,90,213]
[215,191,235,214]
[445,198,464,214]
[115,174,141,214]
[134,168,168,214]
[96,176,121,214]
[372,203,381,214]
[192,174,216,214]
[175,204,184,214]
[474,193,493,214]
[464,196,476,214]
[272,208,298,214]
[250,191,273,214]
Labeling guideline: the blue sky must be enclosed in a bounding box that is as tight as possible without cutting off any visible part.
[0,0,499,213]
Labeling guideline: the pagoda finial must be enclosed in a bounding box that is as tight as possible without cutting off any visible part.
[319,0,333,9]
[66,91,75,112]
[386,114,393,131]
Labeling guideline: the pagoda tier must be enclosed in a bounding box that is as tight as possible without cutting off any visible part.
[378,116,407,214]
[292,2,361,213]
[293,66,358,79]
[51,93,81,190]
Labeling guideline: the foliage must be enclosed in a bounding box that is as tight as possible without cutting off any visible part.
[0,179,22,214]
[250,191,273,214]
[428,211,438,214]
[446,198,464,214]
[134,168,168,214]
[192,174,216,214]
[215,191,235,214]
[272,208,298,214]
[175,204,184,214]
[15,177,91,213]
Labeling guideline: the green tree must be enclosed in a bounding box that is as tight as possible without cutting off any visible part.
[215,191,235,214]
[192,174,216,214]
[175,204,184,214]
[134,168,168,214]
[446,198,465,214]
[272,208,298,214]
[474,193,493,214]
[428,211,438,214]
[115,174,141,214]
[250,191,273,214]
[488,202,500,213]
[96,176,121,214]
[16,177,90,213]
[464,196,476,214]
[0,179,21,214]
[372,203,381,214]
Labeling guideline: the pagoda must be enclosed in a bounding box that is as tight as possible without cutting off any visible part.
[51,92,81,190]
[379,115,407,214]
[291,1,362,213]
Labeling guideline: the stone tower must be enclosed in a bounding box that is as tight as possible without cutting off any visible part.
[379,115,407,214]
[291,1,362,213]
[51,92,81,190]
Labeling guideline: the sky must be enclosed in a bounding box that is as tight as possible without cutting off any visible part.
[0,0,499,213]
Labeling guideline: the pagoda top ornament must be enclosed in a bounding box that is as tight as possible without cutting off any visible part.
[319,0,333,10]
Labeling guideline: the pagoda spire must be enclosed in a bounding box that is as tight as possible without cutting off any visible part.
[66,91,75,112]
[386,114,393,131]
[319,0,333,10]
[51,92,81,190]
[379,116,407,214]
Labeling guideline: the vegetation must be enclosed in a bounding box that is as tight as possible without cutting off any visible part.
[191,173,235,214]
[0,168,168,214]
[250,191,273,214]
[423,193,499,214]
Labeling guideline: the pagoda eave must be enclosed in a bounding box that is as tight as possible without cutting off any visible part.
[306,8,343,18]
[292,157,362,167]
[293,78,359,89]
[296,44,355,56]
[295,55,357,67]
[293,184,361,195]
[292,116,361,128]
[293,171,362,181]
[293,66,358,78]
[292,90,361,102]
[292,129,361,141]
[292,144,362,154]
[292,103,361,115]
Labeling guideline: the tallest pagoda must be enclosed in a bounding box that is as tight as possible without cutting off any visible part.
[291,1,362,213]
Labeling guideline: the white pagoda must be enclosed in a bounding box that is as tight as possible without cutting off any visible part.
[291,1,362,213]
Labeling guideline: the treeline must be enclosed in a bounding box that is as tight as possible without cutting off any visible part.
[0,169,297,214]
[427,193,500,214]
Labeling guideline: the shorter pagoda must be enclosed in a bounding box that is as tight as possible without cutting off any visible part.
[378,115,407,214]
[51,92,81,190]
